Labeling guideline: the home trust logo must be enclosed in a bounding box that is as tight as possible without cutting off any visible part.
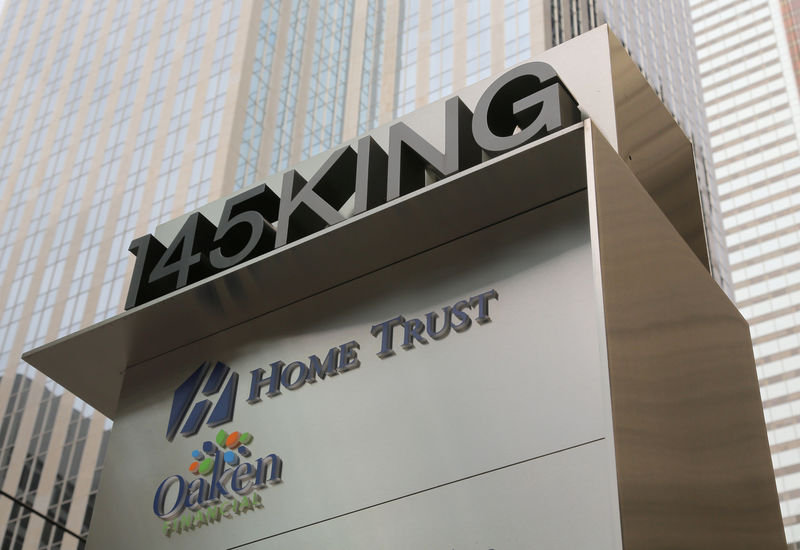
[166,361,238,442]
[157,364,284,537]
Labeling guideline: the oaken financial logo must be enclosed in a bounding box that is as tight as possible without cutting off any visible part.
[166,361,238,441]
[154,429,283,536]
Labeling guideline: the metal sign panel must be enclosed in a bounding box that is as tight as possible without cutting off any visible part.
[87,191,624,549]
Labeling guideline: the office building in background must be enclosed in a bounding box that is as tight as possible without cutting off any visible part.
[0,1,730,548]
[690,0,800,545]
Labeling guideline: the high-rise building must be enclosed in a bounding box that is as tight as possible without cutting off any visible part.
[689,0,800,544]
[0,1,726,548]
[780,0,800,91]
[0,2,249,547]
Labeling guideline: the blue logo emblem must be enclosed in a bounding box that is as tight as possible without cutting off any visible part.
[166,361,238,441]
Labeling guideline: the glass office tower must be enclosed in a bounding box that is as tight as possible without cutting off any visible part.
[0,1,725,548]
[690,0,800,544]
[0,2,248,547]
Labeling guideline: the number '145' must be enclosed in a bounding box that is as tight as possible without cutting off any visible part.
[125,184,278,310]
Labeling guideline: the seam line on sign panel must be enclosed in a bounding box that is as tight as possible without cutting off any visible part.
[226,437,606,549]
[126,186,589,372]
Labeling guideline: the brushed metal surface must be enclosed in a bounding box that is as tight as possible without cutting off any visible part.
[588,122,785,548]
[86,191,623,550]
[606,31,709,272]
[232,440,618,550]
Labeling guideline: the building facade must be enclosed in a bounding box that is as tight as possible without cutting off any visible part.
[0,1,725,548]
[690,0,800,544]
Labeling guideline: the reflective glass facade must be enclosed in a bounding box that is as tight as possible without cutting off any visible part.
[428,0,455,102]
[236,0,280,189]
[0,1,249,547]
[465,0,492,85]
[358,0,386,134]
[505,0,532,66]
[394,0,420,117]
[302,1,355,157]
[269,0,309,174]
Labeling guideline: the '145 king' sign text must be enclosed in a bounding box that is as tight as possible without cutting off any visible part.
[125,63,579,309]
